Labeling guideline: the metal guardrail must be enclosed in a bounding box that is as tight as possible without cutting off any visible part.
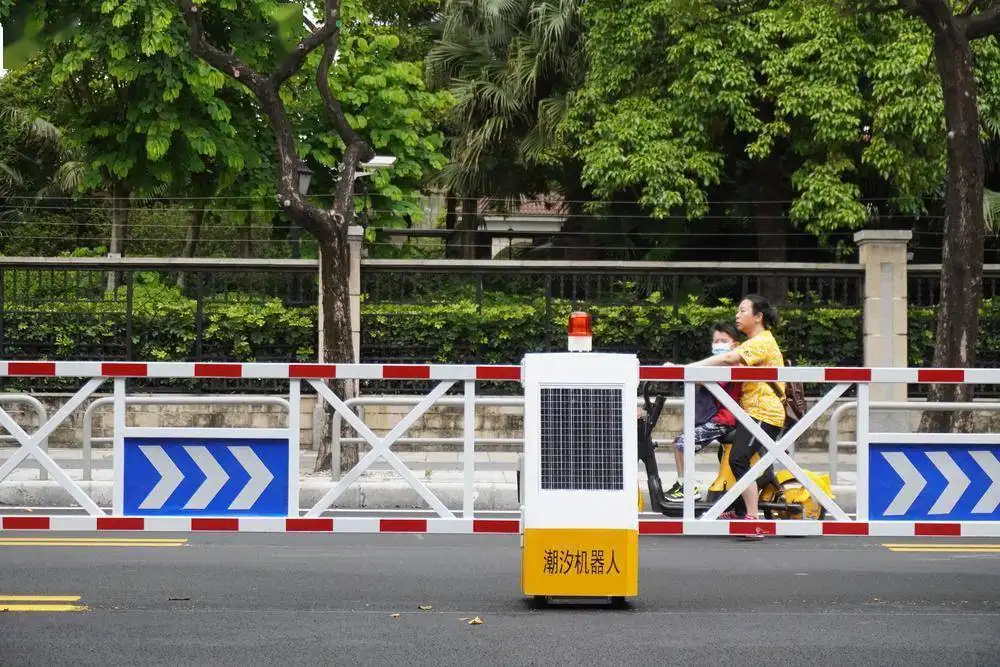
[81,395,291,480]
[827,400,1000,484]
[328,395,685,480]
[0,394,50,480]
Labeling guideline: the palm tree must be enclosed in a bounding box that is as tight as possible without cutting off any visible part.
[426,0,585,257]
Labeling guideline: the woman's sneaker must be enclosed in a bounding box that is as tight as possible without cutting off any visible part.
[665,481,700,502]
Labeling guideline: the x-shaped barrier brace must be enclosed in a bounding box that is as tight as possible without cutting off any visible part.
[306,380,457,518]
[0,378,107,516]
[700,381,852,522]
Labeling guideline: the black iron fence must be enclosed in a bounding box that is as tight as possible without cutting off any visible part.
[0,257,871,395]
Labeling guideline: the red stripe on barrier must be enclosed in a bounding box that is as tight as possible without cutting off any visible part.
[101,362,148,377]
[8,362,56,376]
[728,520,777,536]
[289,364,336,379]
[639,520,684,535]
[473,519,520,534]
[823,522,869,536]
[3,516,50,530]
[194,363,243,378]
[917,369,965,383]
[97,517,144,531]
[731,367,779,381]
[915,522,961,536]
[192,518,239,532]
[475,366,521,381]
[380,518,427,533]
[382,365,430,380]
[825,368,871,382]
[285,518,334,532]
[639,366,684,380]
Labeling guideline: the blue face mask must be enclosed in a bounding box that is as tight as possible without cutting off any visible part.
[712,343,731,356]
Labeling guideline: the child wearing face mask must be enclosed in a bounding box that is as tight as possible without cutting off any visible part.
[663,323,743,502]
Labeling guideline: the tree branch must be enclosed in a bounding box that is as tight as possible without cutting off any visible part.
[965,1,1000,39]
[960,0,990,18]
[270,1,342,87]
[316,38,370,151]
[176,0,344,243]
[176,0,270,97]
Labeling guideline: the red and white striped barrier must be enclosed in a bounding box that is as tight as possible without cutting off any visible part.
[2,361,999,535]
[0,361,988,384]
[1,515,999,537]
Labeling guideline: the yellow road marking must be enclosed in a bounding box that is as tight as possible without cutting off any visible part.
[0,604,88,612]
[0,593,87,612]
[0,537,186,543]
[0,543,185,547]
[887,547,1000,553]
[882,543,1000,548]
[0,539,187,547]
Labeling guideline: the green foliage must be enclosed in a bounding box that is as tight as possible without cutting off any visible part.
[293,7,452,228]
[17,0,257,198]
[567,0,1000,233]
[9,278,1000,369]
[426,0,585,200]
[2,279,317,362]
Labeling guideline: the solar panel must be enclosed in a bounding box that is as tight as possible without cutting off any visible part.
[539,387,624,491]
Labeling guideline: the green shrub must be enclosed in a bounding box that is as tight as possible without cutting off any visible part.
[4,283,998,370]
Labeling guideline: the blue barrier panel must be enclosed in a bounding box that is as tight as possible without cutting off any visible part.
[124,437,289,516]
[869,444,1000,521]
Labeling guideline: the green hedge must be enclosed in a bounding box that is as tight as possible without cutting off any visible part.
[4,281,998,368]
[363,298,864,367]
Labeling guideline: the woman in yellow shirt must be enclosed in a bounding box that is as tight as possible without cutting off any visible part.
[686,294,785,524]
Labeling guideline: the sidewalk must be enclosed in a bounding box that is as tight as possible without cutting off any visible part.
[0,447,858,513]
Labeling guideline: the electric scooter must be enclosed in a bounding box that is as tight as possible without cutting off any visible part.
[638,382,831,520]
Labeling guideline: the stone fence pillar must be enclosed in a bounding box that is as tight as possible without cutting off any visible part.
[348,225,364,365]
[854,229,912,431]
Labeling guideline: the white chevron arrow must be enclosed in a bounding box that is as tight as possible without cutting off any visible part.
[138,446,184,510]
[228,446,274,510]
[183,446,230,510]
[882,451,927,516]
[971,451,1000,514]
[927,452,970,514]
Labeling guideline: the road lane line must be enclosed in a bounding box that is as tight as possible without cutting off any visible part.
[0,593,87,612]
[0,595,81,601]
[0,538,187,547]
[887,547,1000,553]
[882,543,1000,548]
[0,603,88,612]
[0,537,186,543]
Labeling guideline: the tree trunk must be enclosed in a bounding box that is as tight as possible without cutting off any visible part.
[311,229,359,474]
[756,213,789,305]
[753,155,790,304]
[448,197,479,259]
[177,205,206,289]
[240,211,253,258]
[919,15,986,433]
[106,183,130,292]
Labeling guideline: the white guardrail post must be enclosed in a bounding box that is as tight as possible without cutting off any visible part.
[0,395,49,481]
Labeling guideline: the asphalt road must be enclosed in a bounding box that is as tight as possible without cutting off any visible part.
[1,533,998,666]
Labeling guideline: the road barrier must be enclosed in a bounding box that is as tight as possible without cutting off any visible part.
[0,360,997,536]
